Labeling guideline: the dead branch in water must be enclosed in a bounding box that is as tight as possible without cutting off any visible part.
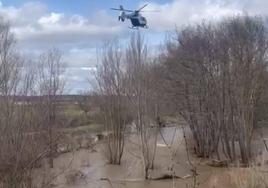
[100,177,114,188]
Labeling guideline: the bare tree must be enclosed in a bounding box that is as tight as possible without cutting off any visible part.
[163,16,268,165]
[125,33,159,179]
[37,48,65,168]
[95,40,128,164]
[0,19,48,188]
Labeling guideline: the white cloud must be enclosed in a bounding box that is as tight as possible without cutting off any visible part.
[64,67,96,93]
[63,47,97,68]
[142,0,244,31]
[0,2,124,50]
[38,12,63,24]
[141,0,268,31]
[0,2,47,26]
[0,0,267,93]
[70,15,87,26]
[0,2,125,93]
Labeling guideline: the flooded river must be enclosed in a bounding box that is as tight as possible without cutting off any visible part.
[35,127,268,188]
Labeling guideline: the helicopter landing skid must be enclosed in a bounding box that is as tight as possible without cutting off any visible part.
[129,26,139,30]
[129,25,148,29]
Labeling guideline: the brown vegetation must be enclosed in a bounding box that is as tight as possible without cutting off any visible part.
[0,20,47,188]
[162,16,268,165]
[95,40,129,164]
[0,13,267,187]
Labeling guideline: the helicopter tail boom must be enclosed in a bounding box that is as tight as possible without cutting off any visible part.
[119,10,126,22]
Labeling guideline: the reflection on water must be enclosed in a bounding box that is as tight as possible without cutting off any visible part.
[158,127,183,145]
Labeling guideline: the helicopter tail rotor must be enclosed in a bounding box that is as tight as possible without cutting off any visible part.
[111,5,131,22]
[119,5,125,22]
[119,11,126,22]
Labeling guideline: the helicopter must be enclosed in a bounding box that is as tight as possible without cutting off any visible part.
[111,4,156,29]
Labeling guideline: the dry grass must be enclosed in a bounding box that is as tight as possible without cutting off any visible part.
[230,167,268,188]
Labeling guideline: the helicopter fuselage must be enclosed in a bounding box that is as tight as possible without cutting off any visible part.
[121,12,147,28]
[112,5,150,29]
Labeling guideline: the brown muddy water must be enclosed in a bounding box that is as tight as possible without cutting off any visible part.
[35,127,268,188]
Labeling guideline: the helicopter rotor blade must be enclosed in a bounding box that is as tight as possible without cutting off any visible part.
[111,8,133,12]
[140,10,160,12]
[137,4,148,12]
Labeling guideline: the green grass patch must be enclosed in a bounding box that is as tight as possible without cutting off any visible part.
[63,104,84,118]
[61,124,104,135]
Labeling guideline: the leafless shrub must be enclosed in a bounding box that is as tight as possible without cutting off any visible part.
[163,15,268,165]
[0,19,49,188]
[125,32,161,179]
[37,48,66,168]
[95,40,128,164]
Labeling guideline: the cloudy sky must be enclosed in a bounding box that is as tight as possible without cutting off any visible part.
[0,0,266,93]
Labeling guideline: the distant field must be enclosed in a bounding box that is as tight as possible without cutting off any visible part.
[61,124,104,135]
[58,102,102,130]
